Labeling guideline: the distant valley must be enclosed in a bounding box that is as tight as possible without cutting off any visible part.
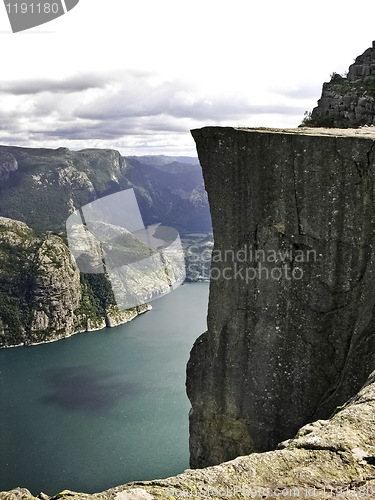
[0,147,212,347]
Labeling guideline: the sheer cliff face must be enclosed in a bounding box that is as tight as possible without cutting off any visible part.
[0,217,82,347]
[187,127,375,468]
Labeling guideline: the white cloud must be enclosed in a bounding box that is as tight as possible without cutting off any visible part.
[0,71,309,153]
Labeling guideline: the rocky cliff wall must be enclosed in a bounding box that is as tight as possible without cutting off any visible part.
[305,42,375,128]
[0,216,80,346]
[187,126,375,468]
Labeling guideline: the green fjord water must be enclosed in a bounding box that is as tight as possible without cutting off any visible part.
[0,283,209,496]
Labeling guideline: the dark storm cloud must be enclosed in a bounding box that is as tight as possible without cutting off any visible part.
[0,70,152,96]
[0,135,29,146]
[0,73,114,95]
[29,114,188,141]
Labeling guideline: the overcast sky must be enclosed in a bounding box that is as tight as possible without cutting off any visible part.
[1,0,375,155]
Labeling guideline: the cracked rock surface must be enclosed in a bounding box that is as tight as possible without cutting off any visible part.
[187,126,375,468]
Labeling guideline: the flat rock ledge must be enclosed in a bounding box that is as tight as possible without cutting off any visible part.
[2,372,375,500]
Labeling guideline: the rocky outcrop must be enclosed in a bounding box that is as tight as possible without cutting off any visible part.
[304,42,375,128]
[28,234,82,337]
[0,151,18,181]
[2,371,375,499]
[0,216,81,346]
[187,126,375,468]
[0,217,150,347]
[347,42,375,80]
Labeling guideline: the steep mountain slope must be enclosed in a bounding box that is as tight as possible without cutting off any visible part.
[0,147,211,236]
